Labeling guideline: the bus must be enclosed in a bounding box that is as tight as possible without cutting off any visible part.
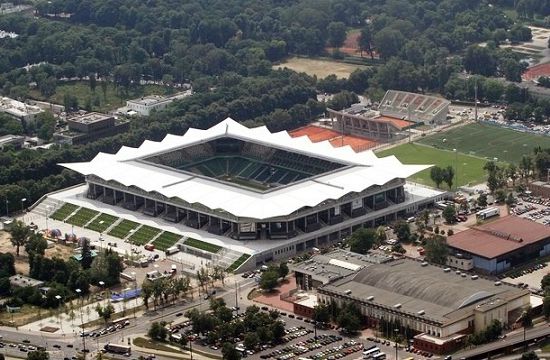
[104,343,131,355]
[363,347,380,359]
[372,353,386,360]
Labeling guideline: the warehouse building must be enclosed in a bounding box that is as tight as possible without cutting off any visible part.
[317,258,530,354]
[447,216,550,274]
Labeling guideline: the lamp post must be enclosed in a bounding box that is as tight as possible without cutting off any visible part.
[98,281,106,307]
[131,271,137,319]
[234,280,239,315]
[76,289,87,358]
[453,148,458,190]
[20,198,26,214]
[394,328,399,360]
[45,205,51,232]
[55,294,63,334]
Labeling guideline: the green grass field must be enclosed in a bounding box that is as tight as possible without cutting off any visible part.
[66,208,100,227]
[417,123,550,164]
[29,81,169,112]
[85,213,118,233]
[128,225,162,245]
[108,219,140,239]
[377,143,488,187]
[50,203,79,221]
[227,254,251,272]
[184,238,222,253]
[152,232,183,251]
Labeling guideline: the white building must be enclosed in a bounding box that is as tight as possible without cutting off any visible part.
[0,97,43,124]
[125,90,191,116]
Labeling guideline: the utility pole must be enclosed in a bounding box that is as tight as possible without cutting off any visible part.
[474,77,478,122]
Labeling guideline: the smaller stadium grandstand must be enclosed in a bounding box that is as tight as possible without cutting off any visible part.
[327,90,450,142]
[378,90,450,125]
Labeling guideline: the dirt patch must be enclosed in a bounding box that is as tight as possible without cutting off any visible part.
[0,230,75,276]
[274,57,368,79]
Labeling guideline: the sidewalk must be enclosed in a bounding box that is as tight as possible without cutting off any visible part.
[128,334,220,360]
[19,297,144,333]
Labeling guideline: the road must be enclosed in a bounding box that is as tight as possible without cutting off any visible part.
[0,275,421,360]
[454,323,550,359]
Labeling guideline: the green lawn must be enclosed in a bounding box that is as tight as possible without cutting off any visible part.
[108,219,140,239]
[184,238,222,253]
[50,203,79,221]
[29,81,169,112]
[85,213,118,233]
[152,232,183,251]
[416,123,550,164]
[66,207,100,227]
[376,143,488,187]
[227,254,251,272]
[128,225,162,245]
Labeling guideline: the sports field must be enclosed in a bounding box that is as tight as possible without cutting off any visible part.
[376,143,488,187]
[273,57,367,79]
[417,123,550,164]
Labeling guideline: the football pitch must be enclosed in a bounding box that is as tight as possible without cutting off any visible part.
[416,123,550,164]
[376,143,488,188]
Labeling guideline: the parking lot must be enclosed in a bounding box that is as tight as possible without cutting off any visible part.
[165,305,432,360]
[511,195,550,226]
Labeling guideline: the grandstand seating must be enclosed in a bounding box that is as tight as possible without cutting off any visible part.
[378,90,450,124]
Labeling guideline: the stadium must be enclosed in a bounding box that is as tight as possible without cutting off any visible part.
[36,118,445,271]
[327,90,451,141]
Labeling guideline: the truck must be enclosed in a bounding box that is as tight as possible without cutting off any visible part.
[104,343,131,355]
[165,246,179,255]
[476,207,500,220]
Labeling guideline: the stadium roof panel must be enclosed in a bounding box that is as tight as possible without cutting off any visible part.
[60,118,431,219]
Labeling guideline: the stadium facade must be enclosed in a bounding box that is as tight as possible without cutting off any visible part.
[60,119,444,268]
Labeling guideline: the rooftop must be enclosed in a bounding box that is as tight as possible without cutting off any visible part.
[127,92,189,106]
[9,274,44,288]
[291,249,392,284]
[447,216,550,259]
[321,258,528,325]
[68,112,112,124]
[60,118,431,220]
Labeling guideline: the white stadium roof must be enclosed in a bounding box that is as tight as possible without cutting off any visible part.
[60,118,430,220]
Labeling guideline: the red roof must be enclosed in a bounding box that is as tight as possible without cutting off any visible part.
[375,116,413,130]
[447,216,550,259]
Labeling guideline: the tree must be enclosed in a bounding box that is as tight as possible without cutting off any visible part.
[358,26,372,57]
[393,220,411,243]
[442,205,456,224]
[259,269,279,291]
[373,28,405,60]
[430,166,445,188]
[442,166,455,190]
[25,233,47,264]
[95,303,115,324]
[80,238,93,269]
[522,351,539,360]
[271,320,286,343]
[36,111,57,141]
[27,350,49,360]
[148,321,168,341]
[313,304,331,324]
[278,262,289,280]
[89,73,97,92]
[336,303,361,334]
[9,220,31,257]
[542,273,550,290]
[521,306,533,328]
[424,235,448,265]
[222,342,241,360]
[327,22,347,48]
[543,296,550,318]
[478,193,488,208]
[348,228,379,254]
[244,332,259,350]
[507,164,519,187]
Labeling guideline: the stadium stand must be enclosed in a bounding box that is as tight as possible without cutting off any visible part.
[378,90,450,124]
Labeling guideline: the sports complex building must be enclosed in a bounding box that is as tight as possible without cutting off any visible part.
[316,257,530,354]
[447,216,550,274]
[41,118,444,271]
